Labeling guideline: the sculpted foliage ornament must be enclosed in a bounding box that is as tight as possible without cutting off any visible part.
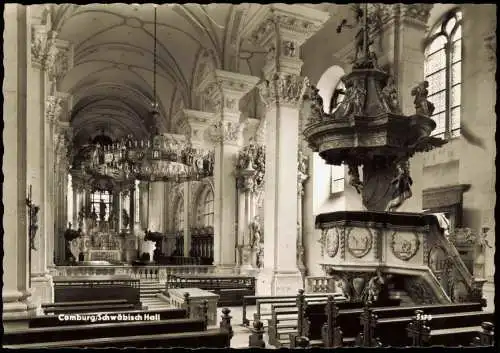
[46,95,65,124]
[31,26,58,71]
[236,139,265,192]
[48,45,70,85]
[208,120,243,144]
[258,73,309,107]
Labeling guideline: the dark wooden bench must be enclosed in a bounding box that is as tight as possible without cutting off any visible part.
[166,274,255,307]
[302,301,484,347]
[4,318,207,345]
[30,308,188,328]
[241,292,345,326]
[4,304,234,349]
[3,330,231,349]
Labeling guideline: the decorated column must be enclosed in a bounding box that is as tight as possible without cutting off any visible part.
[178,109,216,258]
[54,121,71,264]
[3,3,38,327]
[197,70,259,273]
[297,150,309,284]
[240,4,330,295]
[235,140,265,274]
[27,7,58,307]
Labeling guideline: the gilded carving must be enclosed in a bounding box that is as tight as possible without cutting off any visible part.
[258,73,309,107]
[391,231,420,261]
[347,228,373,258]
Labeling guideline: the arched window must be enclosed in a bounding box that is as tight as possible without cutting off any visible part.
[424,9,462,139]
[197,187,214,227]
[90,190,112,221]
[174,197,184,231]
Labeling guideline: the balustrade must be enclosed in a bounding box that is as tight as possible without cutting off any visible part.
[50,264,215,282]
[306,276,336,293]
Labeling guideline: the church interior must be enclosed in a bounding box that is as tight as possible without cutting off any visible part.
[2,3,496,348]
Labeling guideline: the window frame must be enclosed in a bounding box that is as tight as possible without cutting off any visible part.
[197,187,214,228]
[424,9,463,140]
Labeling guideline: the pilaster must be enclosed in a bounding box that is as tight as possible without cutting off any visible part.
[197,70,260,273]
[3,3,38,327]
[241,4,330,295]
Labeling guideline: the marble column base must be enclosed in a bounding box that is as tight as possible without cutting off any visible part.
[239,263,259,277]
[257,269,303,296]
[2,290,37,329]
[30,273,54,309]
[483,280,495,313]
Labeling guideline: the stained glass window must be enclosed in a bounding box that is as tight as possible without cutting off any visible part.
[424,9,462,139]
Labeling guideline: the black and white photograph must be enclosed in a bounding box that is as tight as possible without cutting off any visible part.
[2,2,496,349]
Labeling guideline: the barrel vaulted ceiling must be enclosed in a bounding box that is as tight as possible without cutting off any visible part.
[49,3,448,145]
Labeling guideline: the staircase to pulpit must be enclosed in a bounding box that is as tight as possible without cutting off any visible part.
[302,20,486,308]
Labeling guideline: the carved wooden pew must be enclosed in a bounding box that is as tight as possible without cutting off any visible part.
[404,311,494,347]
[242,291,344,326]
[41,299,132,314]
[30,308,188,328]
[4,305,233,349]
[471,322,495,347]
[297,300,484,348]
[268,290,348,347]
[166,274,255,307]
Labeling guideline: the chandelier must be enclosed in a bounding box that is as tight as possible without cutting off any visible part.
[72,5,214,184]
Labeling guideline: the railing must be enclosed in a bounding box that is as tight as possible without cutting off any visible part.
[51,265,216,282]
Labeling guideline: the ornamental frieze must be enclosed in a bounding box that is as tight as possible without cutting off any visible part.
[258,72,309,107]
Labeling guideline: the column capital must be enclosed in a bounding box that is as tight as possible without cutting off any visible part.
[31,25,58,71]
[207,120,244,146]
[197,69,260,119]
[400,4,433,29]
[177,109,216,148]
[257,72,309,108]
[241,4,329,77]
[47,39,73,87]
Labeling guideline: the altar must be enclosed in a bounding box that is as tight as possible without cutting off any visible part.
[69,231,125,263]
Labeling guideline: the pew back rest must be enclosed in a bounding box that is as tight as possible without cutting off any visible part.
[30,308,188,328]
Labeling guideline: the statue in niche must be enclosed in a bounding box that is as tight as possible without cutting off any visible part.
[99,199,107,222]
[386,160,413,212]
[351,79,367,115]
[122,208,130,229]
[381,76,401,113]
[411,81,435,117]
[249,216,262,249]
